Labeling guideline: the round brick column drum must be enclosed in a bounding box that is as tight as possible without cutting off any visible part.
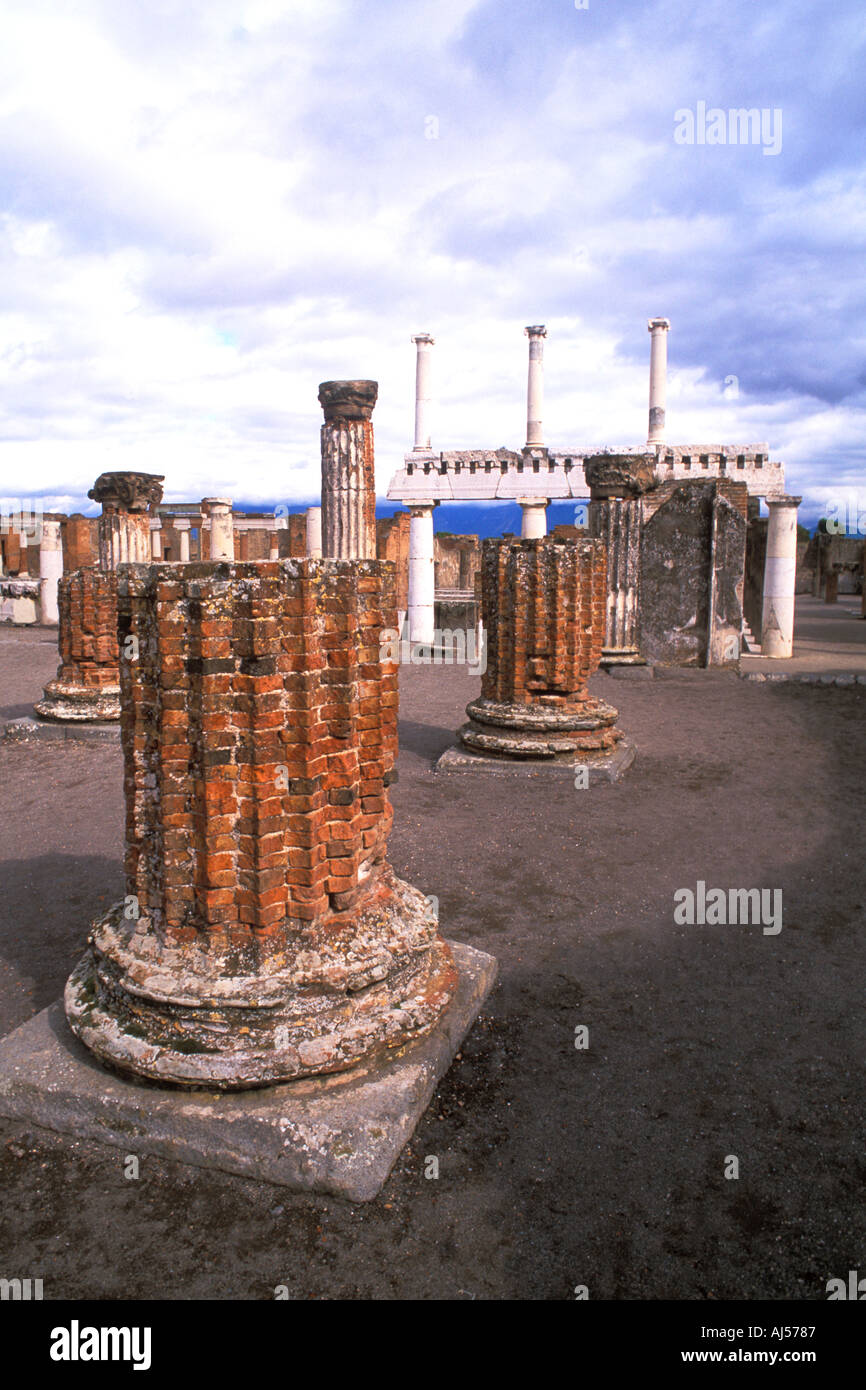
[35,470,164,723]
[65,559,456,1088]
[459,536,624,761]
[34,568,122,721]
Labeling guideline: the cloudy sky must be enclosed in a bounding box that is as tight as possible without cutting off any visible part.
[0,0,863,527]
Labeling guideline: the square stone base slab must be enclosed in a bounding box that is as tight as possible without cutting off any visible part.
[435,739,636,784]
[3,716,120,743]
[0,940,496,1203]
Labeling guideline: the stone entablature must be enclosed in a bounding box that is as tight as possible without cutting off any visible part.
[388,442,784,503]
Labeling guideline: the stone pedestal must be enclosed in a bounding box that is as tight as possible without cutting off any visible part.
[38,519,63,625]
[64,559,458,1089]
[320,381,377,560]
[761,495,801,658]
[36,471,164,722]
[456,537,629,766]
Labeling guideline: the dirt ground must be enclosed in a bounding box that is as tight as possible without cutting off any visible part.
[1,627,864,1300]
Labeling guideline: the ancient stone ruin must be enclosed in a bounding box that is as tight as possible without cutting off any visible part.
[65,387,459,1089]
[456,535,628,768]
[35,471,164,722]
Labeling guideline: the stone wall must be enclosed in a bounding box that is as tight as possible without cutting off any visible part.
[640,479,748,666]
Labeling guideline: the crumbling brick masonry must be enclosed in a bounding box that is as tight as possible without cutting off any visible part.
[65,558,456,1088]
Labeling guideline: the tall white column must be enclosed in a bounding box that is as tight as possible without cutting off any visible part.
[412,333,435,451]
[305,506,323,558]
[173,518,191,562]
[408,501,436,646]
[761,495,801,658]
[201,499,235,561]
[519,498,548,538]
[647,317,670,445]
[39,518,63,625]
[525,325,547,447]
[150,518,163,560]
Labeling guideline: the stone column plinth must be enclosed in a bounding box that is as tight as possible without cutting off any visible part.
[64,559,457,1089]
[408,501,436,646]
[761,495,801,658]
[201,499,234,560]
[525,325,547,447]
[647,318,670,445]
[39,519,63,625]
[412,334,435,451]
[319,381,377,560]
[36,471,164,722]
[305,506,323,558]
[458,538,627,764]
[584,453,658,667]
[35,568,121,721]
[519,498,548,539]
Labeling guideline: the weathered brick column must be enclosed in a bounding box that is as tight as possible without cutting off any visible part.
[36,470,164,722]
[458,537,625,761]
[34,569,121,720]
[65,558,456,1088]
[585,452,658,668]
[320,381,377,560]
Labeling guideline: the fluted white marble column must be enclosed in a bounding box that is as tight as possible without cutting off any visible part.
[647,318,670,445]
[761,495,801,658]
[525,325,547,447]
[39,518,63,624]
[519,498,548,539]
[408,501,436,646]
[412,334,435,451]
[201,499,235,561]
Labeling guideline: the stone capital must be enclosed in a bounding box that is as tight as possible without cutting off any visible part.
[412,333,435,346]
[318,379,378,423]
[583,453,659,498]
[647,317,671,333]
[524,324,547,338]
[87,471,165,514]
[767,494,802,509]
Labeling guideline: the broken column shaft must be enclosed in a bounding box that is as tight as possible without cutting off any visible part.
[320,381,378,560]
[584,453,658,667]
[35,471,163,722]
[458,537,626,762]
